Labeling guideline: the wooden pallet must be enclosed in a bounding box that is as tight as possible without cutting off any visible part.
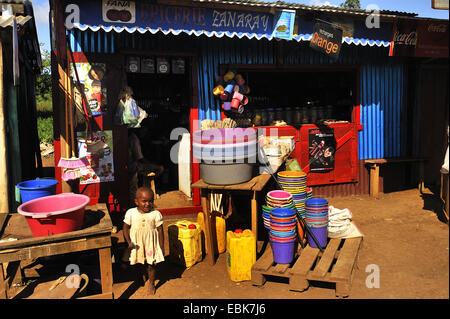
[251,237,363,298]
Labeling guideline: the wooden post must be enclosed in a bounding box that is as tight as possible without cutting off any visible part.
[98,247,114,299]
[201,190,215,265]
[0,41,10,213]
[251,191,258,241]
[369,164,380,198]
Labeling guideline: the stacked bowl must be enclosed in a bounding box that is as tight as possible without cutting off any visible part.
[262,190,295,230]
[277,171,308,240]
[306,187,313,200]
[304,198,329,249]
[277,171,308,218]
[268,207,297,264]
[193,128,257,185]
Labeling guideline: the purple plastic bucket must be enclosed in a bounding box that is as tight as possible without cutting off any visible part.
[307,226,328,249]
[270,239,295,264]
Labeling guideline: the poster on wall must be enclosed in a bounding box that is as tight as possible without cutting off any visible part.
[309,128,336,172]
[272,9,296,40]
[70,62,107,116]
[77,131,115,185]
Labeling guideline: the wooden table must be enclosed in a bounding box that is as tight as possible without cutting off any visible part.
[0,203,114,299]
[192,173,273,265]
[365,157,427,198]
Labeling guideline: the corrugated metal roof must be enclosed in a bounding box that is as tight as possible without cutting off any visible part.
[0,14,31,28]
[192,0,418,17]
[0,0,25,4]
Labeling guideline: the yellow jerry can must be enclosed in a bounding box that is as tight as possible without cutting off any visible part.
[226,229,256,282]
[168,220,202,268]
[197,212,226,254]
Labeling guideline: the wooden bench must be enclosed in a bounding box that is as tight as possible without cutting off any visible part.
[364,158,428,198]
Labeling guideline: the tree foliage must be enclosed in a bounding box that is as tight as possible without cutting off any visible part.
[35,43,52,101]
[340,0,361,9]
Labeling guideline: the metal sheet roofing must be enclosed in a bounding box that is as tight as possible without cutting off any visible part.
[192,0,418,17]
[0,14,31,28]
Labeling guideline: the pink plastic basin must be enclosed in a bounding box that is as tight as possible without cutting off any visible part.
[17,193,90,237]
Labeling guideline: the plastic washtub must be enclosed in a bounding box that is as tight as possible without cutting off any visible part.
[17,193,90,237]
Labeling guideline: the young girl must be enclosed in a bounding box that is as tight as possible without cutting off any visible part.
[123,187,165,295]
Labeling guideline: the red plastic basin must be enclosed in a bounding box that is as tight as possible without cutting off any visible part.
[17,193,90,237]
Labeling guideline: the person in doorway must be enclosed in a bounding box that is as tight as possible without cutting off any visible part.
[122,187,165,295]
[128,128,164,205]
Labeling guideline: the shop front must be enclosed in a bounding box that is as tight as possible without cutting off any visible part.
[51,0,448,217]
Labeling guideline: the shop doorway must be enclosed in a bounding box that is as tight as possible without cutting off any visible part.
[125,57,192,205]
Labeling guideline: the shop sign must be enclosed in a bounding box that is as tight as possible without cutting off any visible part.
[64,0,273,36]
[415,20,448,58]
[102,0,136,24]
[390,19,448,58]
[389,19,417,57]
[309,128,336,172]
[309,21,343,60]
[272,9,296,40]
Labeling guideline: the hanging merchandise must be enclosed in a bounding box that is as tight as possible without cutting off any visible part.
[213,70,250,114]
[115,85,148,128]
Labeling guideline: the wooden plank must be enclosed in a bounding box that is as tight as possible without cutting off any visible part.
[252,245,274,272]
[0,214,8,236]
[330,237,362,282]
[0,205,112,250]
[289,245,320,277]
[309,239,341,280]
[251,191,257,240]
[201,191,215,265]
[272,263,290,274]
[78,292,113,299]
[0,236,111,263]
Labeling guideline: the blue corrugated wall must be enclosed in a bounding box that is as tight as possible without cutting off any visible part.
[68,30,408,160]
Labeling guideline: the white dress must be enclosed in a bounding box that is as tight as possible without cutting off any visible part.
[123,208,165,265]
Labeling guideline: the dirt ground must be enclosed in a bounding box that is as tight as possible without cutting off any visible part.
[29,151,448,300]
[105,188,448,300]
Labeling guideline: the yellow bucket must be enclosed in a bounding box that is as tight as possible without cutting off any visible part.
[168,220,202,268]
[226,229,256,282]
[197,212,226,254]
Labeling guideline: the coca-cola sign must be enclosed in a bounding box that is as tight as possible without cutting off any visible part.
[390,19,448,58]
[393,30,417,46]
[415,20,449,58]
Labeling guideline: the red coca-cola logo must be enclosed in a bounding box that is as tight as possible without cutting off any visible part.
[106,9,132,22]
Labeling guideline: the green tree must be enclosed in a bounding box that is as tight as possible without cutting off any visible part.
[35,43,52,103]
[340,0,361,9]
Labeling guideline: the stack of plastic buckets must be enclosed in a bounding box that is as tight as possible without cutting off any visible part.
[304,198,329,249]
[268,207,297,264]
[262,190,295,230]
[277,171,307,240]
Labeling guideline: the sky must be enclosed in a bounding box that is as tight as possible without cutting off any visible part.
[30,0,449,54]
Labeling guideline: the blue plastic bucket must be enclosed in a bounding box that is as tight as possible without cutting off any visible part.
[16,178,58,203]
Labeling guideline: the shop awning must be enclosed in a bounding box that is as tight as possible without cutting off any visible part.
[69,23,391,47]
